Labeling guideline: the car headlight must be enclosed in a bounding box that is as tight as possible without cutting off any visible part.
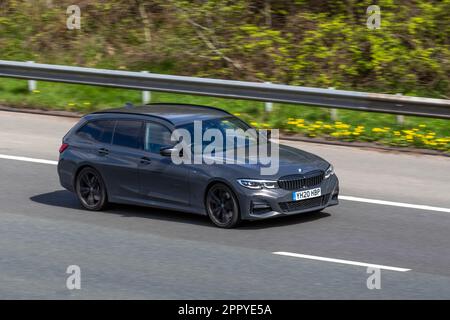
[237,179,279,189]
[324,164,335,179]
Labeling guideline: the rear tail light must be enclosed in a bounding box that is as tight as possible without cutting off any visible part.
[59,143,69,153]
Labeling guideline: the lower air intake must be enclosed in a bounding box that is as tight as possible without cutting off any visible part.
[279,194,330,213]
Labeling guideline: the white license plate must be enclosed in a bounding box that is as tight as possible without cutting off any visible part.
[292,188,321,201]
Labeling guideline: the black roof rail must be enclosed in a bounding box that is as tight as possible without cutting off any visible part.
[88,110,176,124]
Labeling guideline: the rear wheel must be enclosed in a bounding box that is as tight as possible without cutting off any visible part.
[76,167,108,211]
[206,183,240,228]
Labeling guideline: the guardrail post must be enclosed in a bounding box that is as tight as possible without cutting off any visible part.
[27,61,37,92]
[329,87,338,121]
[396,93,404,125]
[264,82,273,112]
[141,71,151,104]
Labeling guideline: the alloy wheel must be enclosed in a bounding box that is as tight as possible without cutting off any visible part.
[206,183,240,228]
[76,168,107,210]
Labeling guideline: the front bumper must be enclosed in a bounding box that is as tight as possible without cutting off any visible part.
[234,175,339,220]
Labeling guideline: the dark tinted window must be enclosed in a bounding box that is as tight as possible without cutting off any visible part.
[112,120,143,149]
[77,120,115,144]
[144,122,173,153]
[177,117,255,152]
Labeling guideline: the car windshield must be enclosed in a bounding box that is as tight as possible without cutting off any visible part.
[176,116,259,153]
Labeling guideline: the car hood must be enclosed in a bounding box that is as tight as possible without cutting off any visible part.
[202,143,329,179]
[277,143,325,164]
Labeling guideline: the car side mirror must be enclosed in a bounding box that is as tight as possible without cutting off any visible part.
[160,146,183,157]
[160,146,174,157]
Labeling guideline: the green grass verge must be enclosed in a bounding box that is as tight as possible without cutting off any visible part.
[0,78,449,152]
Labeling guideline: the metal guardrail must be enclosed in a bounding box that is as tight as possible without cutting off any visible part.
[0,60,449,119]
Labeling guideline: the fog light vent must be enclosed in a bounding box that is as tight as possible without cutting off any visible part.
[250,200,272,215]
[332,186,339,200]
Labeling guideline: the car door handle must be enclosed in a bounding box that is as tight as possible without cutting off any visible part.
[140,156,152,164]
[98,148,109,155]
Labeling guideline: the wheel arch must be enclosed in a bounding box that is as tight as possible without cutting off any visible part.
[203,178,240,214]
[73,164,108,199]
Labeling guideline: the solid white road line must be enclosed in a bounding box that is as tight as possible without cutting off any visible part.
[0,153,449,214]
[273,252,411,272]
[0,154,58,165]
[339,195,450,213]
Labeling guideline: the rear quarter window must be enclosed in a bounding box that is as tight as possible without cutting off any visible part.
[76,120,115,144]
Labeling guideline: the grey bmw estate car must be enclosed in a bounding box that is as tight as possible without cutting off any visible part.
[58,103,339,228]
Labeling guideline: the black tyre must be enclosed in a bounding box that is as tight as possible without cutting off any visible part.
[206,183,240,228]
[75,167,108,211]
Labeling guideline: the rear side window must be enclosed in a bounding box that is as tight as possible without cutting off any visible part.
[112,120,143,149]
[76,120,115,144]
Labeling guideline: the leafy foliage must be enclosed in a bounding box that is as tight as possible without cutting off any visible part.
[0,0,449,97]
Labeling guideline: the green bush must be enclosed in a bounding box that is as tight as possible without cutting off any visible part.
[0,0,448,97]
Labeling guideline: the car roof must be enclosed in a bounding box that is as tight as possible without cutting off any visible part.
[91,103,232,125]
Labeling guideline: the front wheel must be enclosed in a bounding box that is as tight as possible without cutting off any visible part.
[76,167,108,211]
[206,183,241,228]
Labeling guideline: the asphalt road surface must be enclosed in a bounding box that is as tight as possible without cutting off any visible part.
[0,110,449,299]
